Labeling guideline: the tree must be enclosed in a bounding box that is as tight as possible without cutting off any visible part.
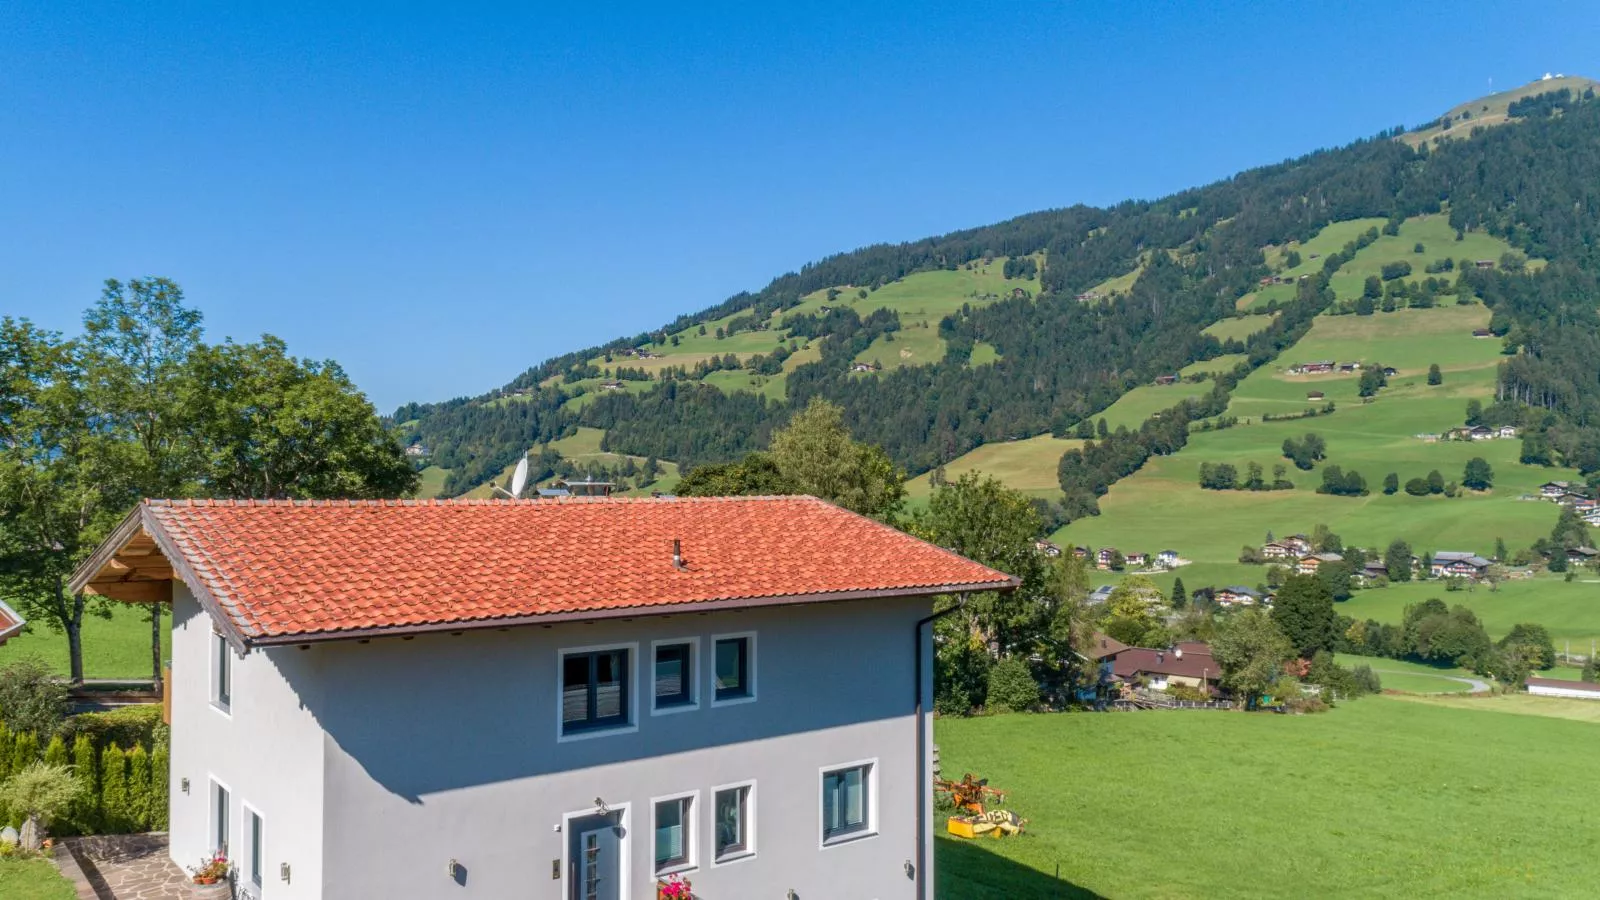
[1272,574,1339,657]
[1426,469,1446,494]
[1494,537,1509,562]
[0,659,69,737]
[985,658,1039,713]
[1385,540,1414,582]
[1383,472,1400,494]
[1497,623,1557,671]
[1358,368,1385,397]
[1427,364,1442,386]
[1551,506,1591,550]
[767,398,905,519]
[1212,608,1294,709]
[1404,476,1430,496]
[1520,432,1554,466]
[1171,577,1188,610]
[0,763,83,850]
[1583,657,1598,683]
[677,452,795,496]
[1100,575,1166,647]
[1462,457,1494,491]
[1363,275,1382,300]
[1465,399,1483,426]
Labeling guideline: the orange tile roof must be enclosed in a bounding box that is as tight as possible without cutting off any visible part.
[0,598,24,645]
[83,496,1015,645]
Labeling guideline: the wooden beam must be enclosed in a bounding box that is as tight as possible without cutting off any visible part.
[84,581,172,603]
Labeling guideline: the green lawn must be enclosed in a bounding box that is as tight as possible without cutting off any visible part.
[0,857,76,900]
[413,464,449,499]
[1200,314,1276,343]
[0,604,169,680]
[936,697,1600,898]
[904,433,1083,503]
[1338,576,1600,647]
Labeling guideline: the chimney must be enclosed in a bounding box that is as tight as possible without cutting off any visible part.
[672,539,685,570]
[1174,647,1183,659]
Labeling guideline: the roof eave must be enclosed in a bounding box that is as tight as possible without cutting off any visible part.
[246,577,1019,648]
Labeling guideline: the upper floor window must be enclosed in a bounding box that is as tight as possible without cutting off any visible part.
[712,633,756,705]
[652,640,696,713]
[212,630,231,712]
[560,646,633,737]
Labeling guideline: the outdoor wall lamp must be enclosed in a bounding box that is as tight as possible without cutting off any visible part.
[447,859,462,879]
[180,777,190,794]
[594,797,609,814]
[280,862,291,883]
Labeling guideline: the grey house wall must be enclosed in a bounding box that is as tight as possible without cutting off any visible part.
[174,586,936,899]
[169,584,327,898]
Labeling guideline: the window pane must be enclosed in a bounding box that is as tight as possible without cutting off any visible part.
[715,787,747,856]
[655,798,687,868]
[823,766,867,839]
[250,812,262,884]
[562,655,591,725]
[842,767,863,826]
[215,785,229,851]
[655,644,691,705]
[594,651,625,720]
[715,638,747,697]
[216,634,231,706]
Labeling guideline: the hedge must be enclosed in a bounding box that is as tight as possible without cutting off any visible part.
[0,706,168,835]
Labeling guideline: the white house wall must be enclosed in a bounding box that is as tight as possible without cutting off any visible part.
[308,594,933,899]
[1527,684,1600,700]
[169,583,326,897]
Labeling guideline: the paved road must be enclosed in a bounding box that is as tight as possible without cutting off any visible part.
[1372,668,1490,693]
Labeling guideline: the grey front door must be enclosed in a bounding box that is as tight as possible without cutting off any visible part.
[569,812,623,900]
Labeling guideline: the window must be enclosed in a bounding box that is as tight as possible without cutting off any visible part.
[652,640,695,712]
[712,633,755,704]
[713,783,754,863]
[560,646,632,736]
[821,761,874,845]
[212,781,230,854]
[246,806,263,889]
[212,631,231,712]
[653,793,694,875]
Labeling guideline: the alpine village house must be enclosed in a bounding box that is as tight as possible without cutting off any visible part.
[70,497,1015,900]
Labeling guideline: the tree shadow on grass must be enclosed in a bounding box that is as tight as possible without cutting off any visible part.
[937,835,1106,899]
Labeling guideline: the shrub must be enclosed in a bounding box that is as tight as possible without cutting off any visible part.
[150,743,169,830]
[0,659,68,738]
[0,764,83,849]
[127,744,153,832]
[42,736,66,769]
[11,733,39,777]
[1583,658,1598,683]
[985,658,1041,713]
[99,744,128,834]
[1349,665,1383,695]
[1167,683,1210,702]
[60,706,163,754]
[69,735,98,835]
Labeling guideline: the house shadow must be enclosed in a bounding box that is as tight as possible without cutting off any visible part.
[935,836,1106,899]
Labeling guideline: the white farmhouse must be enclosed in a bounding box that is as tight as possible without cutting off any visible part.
[72,497,1014,900]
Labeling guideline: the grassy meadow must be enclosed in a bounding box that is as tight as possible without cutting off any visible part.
[904,433,1082,504]
[936,697,1600,899]
[0,857,76,900]
[0,604,168,680]
[1403,75,1600,148]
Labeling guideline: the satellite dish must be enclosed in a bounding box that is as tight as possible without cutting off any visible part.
[510,456,530,499]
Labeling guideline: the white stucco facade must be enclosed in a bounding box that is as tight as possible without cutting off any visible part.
[169,583,937,899]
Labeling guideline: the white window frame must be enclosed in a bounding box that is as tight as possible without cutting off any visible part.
[211,628,232,718]
[560,802,633,900]
[555,641,640,743]
[209,775,232,856]
[818,758,878,849]
[709,779,757,867]
[650,789,698,877]
[709,631,757,707]
[649,637,700,716]
[241,801,264,896]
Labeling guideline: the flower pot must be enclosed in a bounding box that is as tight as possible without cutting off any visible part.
[188,880,232,900]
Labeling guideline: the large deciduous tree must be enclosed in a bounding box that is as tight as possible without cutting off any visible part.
[1271,574,1338,658]
[1212,608,1294,709]
[767,398,904,519]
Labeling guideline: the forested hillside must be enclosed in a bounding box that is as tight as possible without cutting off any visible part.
[395,81,1600,501]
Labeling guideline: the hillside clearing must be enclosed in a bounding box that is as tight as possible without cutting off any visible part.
[904,433,1082,503]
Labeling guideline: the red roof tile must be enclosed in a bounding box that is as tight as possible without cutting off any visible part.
[0,598,24,645]
[83,496,1015,644]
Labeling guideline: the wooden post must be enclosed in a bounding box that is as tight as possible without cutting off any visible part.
[162,665,172,725]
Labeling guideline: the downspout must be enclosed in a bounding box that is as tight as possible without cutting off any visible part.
[913,594,966,900]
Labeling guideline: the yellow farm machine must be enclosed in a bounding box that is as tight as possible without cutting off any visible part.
[934,773,1027,838]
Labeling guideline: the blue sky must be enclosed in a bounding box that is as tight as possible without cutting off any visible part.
[4,2,1596,412]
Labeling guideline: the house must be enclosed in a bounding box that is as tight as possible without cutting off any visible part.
[1338,362,1360,373]
[1306,391,1325,401]
[1074,291,1101,302]
[1557,492,1593,507]
[1468,425,1495,441]
[536,487,572,499]
[1526,677,1600,700]
[1296,361,1335,375]
[1095,548,1120,570]
[1472,328,1493,338]
[1156,550,1180,569]
[1033,540,1062,558]
[1261,541,1297,560]
[1567,547,1600,566]
[1215,586,1261,607]
[1109,643,1222,693]
[850,362,880,373]
[403,444,430,459]
[1382,367,1399,377]
[1584,509,1600,527]
[1154,374,1179,386]
[1280,535,1313,556]
[1474,259,1496,269]
[559,477,616,497]
[1088,633,1129,661]
[1071,546,1091,559]
[0,598,24,647]
[1354,561,1389,586]
[1124,552,1150,568]
[69,497,1016,900]
[1087,584,1117,605]
[1541,481,1579,499]
[1430,551,1492,579]
[1495,425,1519,439]
[1297,552,1343,575]
[600,380,626,391]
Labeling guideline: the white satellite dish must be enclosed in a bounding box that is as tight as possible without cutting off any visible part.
[493,456,531,499]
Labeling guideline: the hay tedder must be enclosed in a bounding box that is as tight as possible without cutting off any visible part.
[935,773,1027,838]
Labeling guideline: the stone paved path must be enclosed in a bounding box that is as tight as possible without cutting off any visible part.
[57,833,191,900]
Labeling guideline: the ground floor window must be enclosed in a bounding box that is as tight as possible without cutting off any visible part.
[653,793,694,874]
[713,783,753,861]
[247,807,263,888]
[211,781,229,854]
[821,762,873,844]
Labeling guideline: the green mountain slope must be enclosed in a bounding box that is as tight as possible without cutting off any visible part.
[396,79,1600,506]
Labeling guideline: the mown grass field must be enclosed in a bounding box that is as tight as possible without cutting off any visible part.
[1200,313,1275,343]
[1387,691,1600,725]
[936,697,1600,899]
[1338,577,1600,647]
[1333,653,1481,693]
[0,857,76,900]
[904,433,1083,503]
[0,604,169,680]
[839,258,1038,371]
[1056,302,1589,605]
